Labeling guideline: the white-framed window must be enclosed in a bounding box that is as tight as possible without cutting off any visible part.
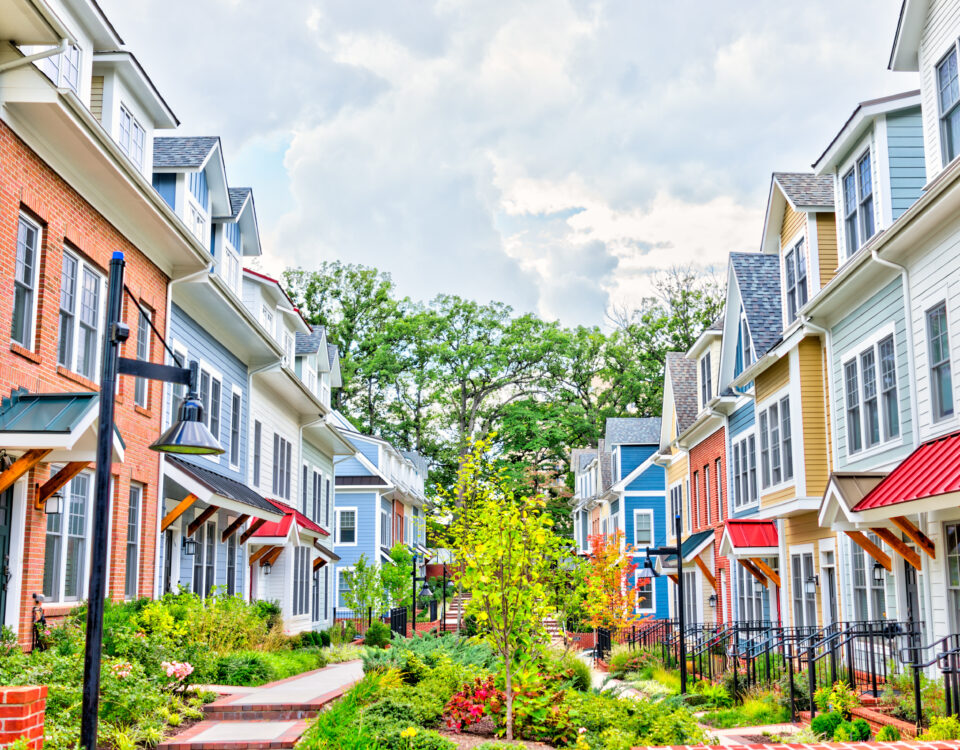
[229,389,241,469]
[325,477,332,528]
[198,364,222,447]
[759,395,793,489]
[191,520,216,597]
[311,470,322,524]
[13,214,41,350]
[784,237,808,323]
[336,508,357,545]
[927,301,954,422]
[938,46,960,165]
[226,531,238,596]
[669,483,682,532]
[223,247,241,295]
[125,483,142,600]
[850,533,887,621]
[682,570,698,624]
[700,351,712,406]
[282,330,295,367]
[714,458,723,521]
[261,304,275,337]
[272,434,292,499]
[134,306,151,408]
[736,562,765,622]
[39,43,81,93]
[57,250,104,381]
[842,151,875,258]
[843,332,901,455]
[337,567,352,608]
[731,433,758,510]
[381,509,391,547]
[293,546,310,616]
[43,471,92,602]
[790,552,816,627]
[252,420,262,487]
[692,470,699,529]
[301,463,309,513]
[945,523,960,632]
[166,342,188,429]
[704,465,712,525]
[633,509,653,547]
[685,477,692,532]
[634,570,655,614]
[117,105,146,168]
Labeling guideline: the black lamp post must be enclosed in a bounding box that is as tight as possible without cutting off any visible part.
[80,252,224,750]
[411,552,433,627]
[646,513,687,694]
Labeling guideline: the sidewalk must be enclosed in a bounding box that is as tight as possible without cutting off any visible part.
[160,660,364,750]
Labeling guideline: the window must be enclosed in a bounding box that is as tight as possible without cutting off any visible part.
[134,307,151,407]
[685,478,691,532]
[759,397,793,488]
[272,434,292,499]
[851,533,886,620]
[226,533,237,596]
[842,151,876,258]
[13,215,41,350]
[337,509,357,545]
[939,47,960,164]
[338,569,351,608]
[851,541,868,619]
[879,336,900,441]
[311,470,322,524]
[282,330,295,366]
[741,314,753,369]
[293,547,310,616]
[682,570,698,624]
[700,352,712,405]
[861,349,880,448]
[844,335,901,454]
[56,252,103,380]
[325,478,331,527]
[302,464,309,512]
[229,391,241,468]
[633,510,653,547]
[224,248,241,294]
[634,571,655,613]
[125,484,142,599]
[732,434,757,509]
[669,484,682,531]
[790,553,816,628]
[118,106,146,168]
[191,520,216,596]
[43,472,91,602]
[928,302,954,421]
[253,420,262,487]
[58,254,76,367]
[198,367,222,443]
[261,304,275,337]
[715,458,723,521]
[784,238,808,323]
[704,466,711,525]
[691,471,699,529]
[845,361,863,453]
[737,562,765,622]
[167,343,187,428]
[381,509,392,547]
[39,44,80,93]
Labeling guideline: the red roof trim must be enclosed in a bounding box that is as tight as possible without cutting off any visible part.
[724,519,778,548]
[243,269,311,329]
[853,430,960,511]
[264,498,330,536]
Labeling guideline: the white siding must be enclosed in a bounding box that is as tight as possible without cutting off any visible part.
[917,0,960,178]
[249,378,301,503]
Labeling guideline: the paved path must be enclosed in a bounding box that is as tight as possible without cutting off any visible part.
[160,660,364,750]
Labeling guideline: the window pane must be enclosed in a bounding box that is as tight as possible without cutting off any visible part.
[845,360,862,452]
[879,336,899,439]
[781,398,793,480]
[13,217,38,347]
[58,254,77,367]
[78,268,100,379]
[862,349,880,447]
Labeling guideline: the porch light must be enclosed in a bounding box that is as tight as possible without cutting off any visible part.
[872,561,885,585]
[44,490,63,516]
[708,594,717,608]
[804,574,819,596]
[263,561,272,576]
[182,537,198,556]
[0,450,13,472]
[150,393,224,455]
[754,579,765,595]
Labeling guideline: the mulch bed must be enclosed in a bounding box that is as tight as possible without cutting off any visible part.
[437,716,556,749]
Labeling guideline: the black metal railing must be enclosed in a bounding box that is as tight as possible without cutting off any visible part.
[389,606,408,638]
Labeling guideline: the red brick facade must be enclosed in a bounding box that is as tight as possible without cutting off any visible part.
[687,426,730,623]
[0,121,169,645]
[0,686,46,749]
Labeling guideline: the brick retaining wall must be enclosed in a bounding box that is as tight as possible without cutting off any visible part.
[634,742,960,750]
[0,686,46,749]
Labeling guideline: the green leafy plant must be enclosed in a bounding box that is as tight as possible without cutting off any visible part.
[364,620,392,649]
[851,717,872,740]
[810,711,842,739]
[921,715,960,740]
[876,725,901,741]
[828,680,859,720]
[832,720,858,741]
[813,685,831,712]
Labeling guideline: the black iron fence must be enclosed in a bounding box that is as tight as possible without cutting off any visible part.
[390,606,408,638]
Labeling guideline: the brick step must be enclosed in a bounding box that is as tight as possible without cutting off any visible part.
[203,704,319,721]
[159,720,307,750]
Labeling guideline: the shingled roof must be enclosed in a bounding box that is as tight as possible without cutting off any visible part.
[570,448,597,473]
[772,173,834,210]
[730,252,783,358]
[666,352,698,433]
[599,451,614,491]
[153,136,219,169]
[228,187,252,218]
[295,326,325,356]
[605,417,661,446]
[401,450,430,476]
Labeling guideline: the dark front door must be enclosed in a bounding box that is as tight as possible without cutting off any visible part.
[0,489,13,626]
[824,566,838,625]
[903,555,923,642]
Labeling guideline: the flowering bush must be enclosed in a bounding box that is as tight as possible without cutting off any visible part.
[444,676,502,732]
[110,660,133,680]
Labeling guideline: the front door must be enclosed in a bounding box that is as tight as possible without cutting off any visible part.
[0,489,13,626]
[903,556,923,641]
[823,565,838,626]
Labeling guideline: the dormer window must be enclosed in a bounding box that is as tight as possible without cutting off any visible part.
[118,106,145,168]
[735,308,753,377]
[282,331,294,366]
[842,152,875,258]
[261,304,274,336]
[784,238,808,323]
[38,44,81,94]
[938,47,960,165]
[699,351,712,406]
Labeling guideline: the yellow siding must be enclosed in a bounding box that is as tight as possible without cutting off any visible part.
[799,338,830,496]
[781,204,806,248]
[817,213,839,288]
[91,76,104,121]
[761,486,794,508]
[667,456,687,486]
[756,355,789,402]
[784,513,838,626]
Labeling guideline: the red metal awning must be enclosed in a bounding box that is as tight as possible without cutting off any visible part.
[853,430,960,512]
[724,519,778,548]
[252,498,331,538]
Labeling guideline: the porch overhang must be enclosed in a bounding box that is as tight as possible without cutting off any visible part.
[817,472,887,529]
[718,519,778,559]
[655,529,713,575]
[752,496,820,519]
[163,456,283,524]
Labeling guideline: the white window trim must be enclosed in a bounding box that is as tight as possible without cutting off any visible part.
[197,359,224,463]
[668,480,683,537]
[166,341,188,430]
[124,483,143,600]
[14,213,43,352]
[840,322,903,458]
[634,570,656,614]
[937,44,960,168]
[57,249,107,381]
[336,565,355,609]
[43,469,95,604]
[632,508,654,548]
[117,104,146,169]
[839,143,876,260]
[781,229,808,326]
[924,297,956,427]
[731,429,759,512]
[757,386,795,492]
[229,384,243,471]
[336,507,358,547]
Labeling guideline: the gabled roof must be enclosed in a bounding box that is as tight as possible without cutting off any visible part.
[153,136,219,169]
[295,326,326,356]
[167,456,278,517]
[228,187,252,218]
[666,353,697,433]
[772,173,834,210]
[327,344,342,387]
[888,0,927,71]
[401,450,430,476]
[605,417,661,446]
[599,451,614,491]
[572,448,597,472]
[730,253,782,358]
[707,313,725,332]
[253,497,330,538]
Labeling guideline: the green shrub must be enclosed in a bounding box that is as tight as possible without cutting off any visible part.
[700,694,789,728]
[829,680,859,720]
[721,668,748,704]
[372,721,455,750]
[921,715,960,740]
[694,682,732,708]
[810,711,842,739]
[364,620,391,648]
[852,717,872,740]
[211,653,273,685]
[320,629,331,647]
[876,725,901,741]
[833,720,858,741]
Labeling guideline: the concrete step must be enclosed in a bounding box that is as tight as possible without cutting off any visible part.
[159,720,307,750]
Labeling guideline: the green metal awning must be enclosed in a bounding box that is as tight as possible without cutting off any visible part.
[0,388,124,462]
[656,529,714,574]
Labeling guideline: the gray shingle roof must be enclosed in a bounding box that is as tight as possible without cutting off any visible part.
[228,187,251,218]
[604,417,661,446]
[571,449,597,472]
[730,252,783,358]
[153,136,219,169]
[295,326,325,355]
[327,344,339,364]
[168,456,278,516]
[599,451,614,491]
[666,352,698,433]
[401,450,430,476]
[773,172,834,209]
[708,312,725,332]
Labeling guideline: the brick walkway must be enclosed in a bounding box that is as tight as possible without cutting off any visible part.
[160,660,363,750]
[636,743,960,750]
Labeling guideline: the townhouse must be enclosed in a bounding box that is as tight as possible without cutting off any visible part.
[0,0,217,645]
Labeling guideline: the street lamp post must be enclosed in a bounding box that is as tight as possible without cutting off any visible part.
[646,513,687,694]
[410,553,433,634]
[79,252,224,750]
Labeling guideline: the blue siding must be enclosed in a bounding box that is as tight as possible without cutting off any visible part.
[171,304,248,484]
[337,456,373,476]
[619,445,657,479]
[625,495,670,618]
[626,461,664,492]
[887,107,926,220]
[153,173,176,209]
[354,438,379,467]
[333,490,379,608]
[189,170,209,209]
[728,402,755,437]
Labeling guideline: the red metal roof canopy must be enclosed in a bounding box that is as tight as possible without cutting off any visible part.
[853,430,960,511]
[252,499,330,538]
[724,519,778,548]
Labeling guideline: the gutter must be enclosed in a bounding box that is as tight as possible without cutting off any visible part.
[0,38,69,74]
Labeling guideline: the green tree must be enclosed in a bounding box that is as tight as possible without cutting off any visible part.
[340,555,384,614]
[379,543,414,609]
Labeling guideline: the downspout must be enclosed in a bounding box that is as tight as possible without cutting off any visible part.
[0,39,69,74]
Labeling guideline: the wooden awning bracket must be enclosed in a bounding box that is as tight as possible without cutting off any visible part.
[751,557,782,588]
[313,557,327,571]
[187,505,218,537]
[261,546,283,567]
[161,494,198,532]
[35,461,88,511]
[239,518,267,544]
[845,530,892,571]
[667,573,679,584]
[248,545,273,566]
[221,514,249,542]
[739,558,768,587]
[891,516,936,559]
[694,556,718,591]
[871,527,922,572]
[0,449,51,495]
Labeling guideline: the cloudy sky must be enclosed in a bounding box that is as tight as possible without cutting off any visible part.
[102,0,915,327]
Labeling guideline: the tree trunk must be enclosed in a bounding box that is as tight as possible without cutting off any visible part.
[504,650,513,741]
